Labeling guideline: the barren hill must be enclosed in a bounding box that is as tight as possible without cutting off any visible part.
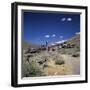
[22,41,40,50]
[67,35,80,47]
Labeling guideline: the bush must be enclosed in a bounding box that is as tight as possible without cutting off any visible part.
[55,60,65,65]
[76,46,80,52]
[43,62,49,68]
[22,60,43,77]
[72,53,80,57]
[55,56,65,65]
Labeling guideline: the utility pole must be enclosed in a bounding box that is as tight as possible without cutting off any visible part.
[46,41,48,51]
[46,41,48,47]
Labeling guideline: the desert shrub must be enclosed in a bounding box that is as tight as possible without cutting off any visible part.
[55,59,65,65]
[58,48,71,54]
[43,62,48,68]
[22,60,43,77]
[72,52,80,57]
[55,56,65,65]
[58,48,79,55]
[76,46,80,52]
[61,48,67,54]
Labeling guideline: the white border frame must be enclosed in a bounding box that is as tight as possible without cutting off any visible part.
[17,5,86,84]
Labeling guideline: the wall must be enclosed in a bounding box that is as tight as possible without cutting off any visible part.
[0,0,89,89]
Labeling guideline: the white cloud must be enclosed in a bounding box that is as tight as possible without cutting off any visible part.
[61,18,66,21]
[45,35,50,38]
[75,32,80,35]
[50,39,67,46]
[52,34,56,37]
[60,36,63,39]
[61,17,72,22]
[55,40,67,44]
[49,43,56,46]
[67,18,72,21]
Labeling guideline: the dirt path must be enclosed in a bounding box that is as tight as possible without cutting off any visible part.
[44,54,80,76]
[62,54,80,74]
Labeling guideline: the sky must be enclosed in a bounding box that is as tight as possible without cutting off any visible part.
[23,11,80,45]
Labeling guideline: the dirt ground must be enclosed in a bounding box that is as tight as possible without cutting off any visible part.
[23,50,80,77]
[44,54,80,76]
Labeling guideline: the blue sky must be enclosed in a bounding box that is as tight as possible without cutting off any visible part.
[23,11,80,45]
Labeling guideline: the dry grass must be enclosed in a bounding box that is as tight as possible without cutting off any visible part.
[22,50,80,77]
[44,58,73,76]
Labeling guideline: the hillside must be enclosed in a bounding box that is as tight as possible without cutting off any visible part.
[22,35,80,77]
[22,41,40,50]
[66,34,80,47]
